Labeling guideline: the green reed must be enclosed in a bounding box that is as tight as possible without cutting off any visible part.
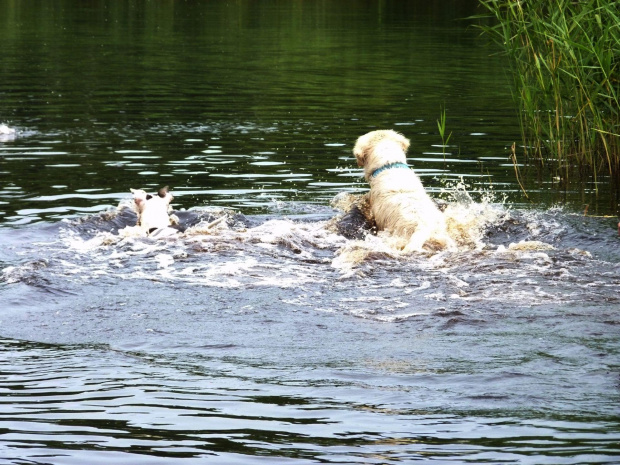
[437,104,452,158]
[477,0,620,181]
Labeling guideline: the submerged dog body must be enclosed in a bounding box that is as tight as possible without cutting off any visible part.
[130,186,177,236]
[353,130,452,251]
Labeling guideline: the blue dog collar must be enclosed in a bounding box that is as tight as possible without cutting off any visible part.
[370,162,410,178]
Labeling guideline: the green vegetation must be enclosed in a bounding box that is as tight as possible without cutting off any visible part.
[437,104,452,158]
[477,0,620,183]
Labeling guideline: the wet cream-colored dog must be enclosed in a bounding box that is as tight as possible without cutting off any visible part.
[353,130,453,252]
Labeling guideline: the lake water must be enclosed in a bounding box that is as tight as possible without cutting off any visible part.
[1,1,619,464]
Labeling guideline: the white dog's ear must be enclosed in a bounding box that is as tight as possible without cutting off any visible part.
[393,131,410,153]
[353,135,370,167]
[353,146,366,167]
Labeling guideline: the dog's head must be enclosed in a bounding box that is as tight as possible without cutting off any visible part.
[131,186,173,212]
[130,186,174,230]
[353,130,410,176]
[130,188,149,214]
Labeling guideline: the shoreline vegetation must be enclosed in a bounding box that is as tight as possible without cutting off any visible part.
[476,0,620,193]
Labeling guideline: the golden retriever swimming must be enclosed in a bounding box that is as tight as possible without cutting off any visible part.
[353,129,453,252]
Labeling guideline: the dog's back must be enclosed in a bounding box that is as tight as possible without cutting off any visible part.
[370,168,444,238]
[354,129,454,251]
[131,187,174,234]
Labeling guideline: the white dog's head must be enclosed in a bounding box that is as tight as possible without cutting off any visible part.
[353,130,410,180]
[130,186,174,233]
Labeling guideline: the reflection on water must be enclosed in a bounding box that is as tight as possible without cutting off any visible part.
[1,0,530,227]
[1,0,619,463]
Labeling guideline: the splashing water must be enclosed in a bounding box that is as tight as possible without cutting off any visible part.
[2,186,617,323]
[0,123,17,141]
[331,183,513,270]
[442,180,509,251]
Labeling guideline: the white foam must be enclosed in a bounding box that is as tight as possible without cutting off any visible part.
[0,124,16,135]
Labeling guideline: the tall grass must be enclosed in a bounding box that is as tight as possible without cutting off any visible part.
[477,0,620,182]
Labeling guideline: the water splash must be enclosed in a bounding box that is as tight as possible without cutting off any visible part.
[330,183,514,270]
[4,189,616,321]
[442,181,509,251]
[0,123,17,141]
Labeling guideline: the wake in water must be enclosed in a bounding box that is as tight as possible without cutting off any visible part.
[63,181,512,270]
[2,183,618,326]
[53,181,617,275]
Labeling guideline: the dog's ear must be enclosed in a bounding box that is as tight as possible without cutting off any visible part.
[353,147,366,167]
[393,131,410,153]
[131,188,147,197]
[353,135,369,167]
[158,185,173,204]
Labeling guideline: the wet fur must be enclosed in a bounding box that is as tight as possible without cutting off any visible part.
[130,186,177,235]
[353,130,452,251]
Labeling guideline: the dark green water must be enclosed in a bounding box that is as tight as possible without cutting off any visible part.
[5,0,615,224]
[1,1,619,464]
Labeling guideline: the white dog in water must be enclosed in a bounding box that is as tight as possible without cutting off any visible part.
[130,186,178,237]
[353,129,453,252]
[0,124,16,141]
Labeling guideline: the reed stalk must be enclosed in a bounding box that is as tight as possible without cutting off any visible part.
[437,104,452,158]
[476,0,620,182]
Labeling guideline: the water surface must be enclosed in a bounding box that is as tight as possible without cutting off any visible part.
[1,1,619,464]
